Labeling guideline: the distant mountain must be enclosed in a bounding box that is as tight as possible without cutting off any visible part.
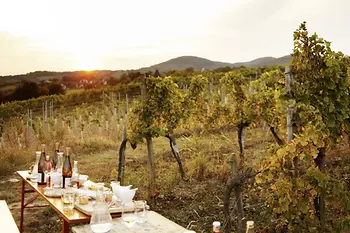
[140,56,233,72]
[232,55,291,68]
[0,55,291,90]
[140,55,292,72]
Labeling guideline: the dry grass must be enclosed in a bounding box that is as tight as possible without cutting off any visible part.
[0,123,349,232]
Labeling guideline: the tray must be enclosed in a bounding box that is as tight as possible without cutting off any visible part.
[75,200,136,216]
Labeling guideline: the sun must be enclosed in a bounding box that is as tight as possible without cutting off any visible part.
[74,54,100,71]
[75,58,99,71]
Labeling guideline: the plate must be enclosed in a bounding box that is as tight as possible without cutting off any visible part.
[44,188,62,198]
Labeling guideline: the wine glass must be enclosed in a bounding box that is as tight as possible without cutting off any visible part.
[122,201,138,228]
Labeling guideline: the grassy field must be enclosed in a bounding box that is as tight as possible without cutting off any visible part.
[1,125,349,233]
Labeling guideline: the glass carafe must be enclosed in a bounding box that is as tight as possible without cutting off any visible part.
[90,184,113,233]
[31,152,41,182]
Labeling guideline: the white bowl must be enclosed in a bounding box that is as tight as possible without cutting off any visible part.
[110,183,132,194]
[114,188,137,204]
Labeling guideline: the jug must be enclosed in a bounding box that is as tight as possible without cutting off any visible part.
[31,152,41,182]
[90,184,113,233]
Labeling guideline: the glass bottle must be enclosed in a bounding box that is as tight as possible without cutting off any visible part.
[56,152,63,173]
[245,221,254,233]
[45,155,51,173]
[31,151,41,182]
[90,184,113,233]
[212,221,221,233]
[51,152,63,188]
[45,155,52,188]
[62,147,72,188]
[71,160,79,188]
[52,142,59,170]
[37,144,47,185]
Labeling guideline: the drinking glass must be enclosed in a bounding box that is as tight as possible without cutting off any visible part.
[103,191,113,205]
[44,169,51,188]
[134,200,147,223]
[51,171,61,188]
[61,187,75,211]
[121,201,138,228]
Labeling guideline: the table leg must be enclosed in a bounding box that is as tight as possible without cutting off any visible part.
[62,219,69,233]
[20,180,25,233]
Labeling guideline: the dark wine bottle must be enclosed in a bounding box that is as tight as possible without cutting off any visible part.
[62,147,72,188]
[52,142,59,170]
[37,144,47,185]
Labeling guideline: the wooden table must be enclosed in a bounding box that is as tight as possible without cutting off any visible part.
[72,211,188,233]
[17,171,121,233]
[0,200,20,233]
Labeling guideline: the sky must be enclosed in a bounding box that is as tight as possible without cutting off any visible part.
[0,0,349,75]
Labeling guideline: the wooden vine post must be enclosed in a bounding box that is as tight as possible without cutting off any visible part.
[285,66,299,177]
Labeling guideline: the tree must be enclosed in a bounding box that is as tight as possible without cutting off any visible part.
[128,76,186,198]
[11,81,41,100]
[256,22,350,232]
[248,69,286,145]
[48,82,66,95]
[107,77,118,86]
[218,72,253,233]
[220,72,252,158]
[291,22,350,229]
[153,69,161,77]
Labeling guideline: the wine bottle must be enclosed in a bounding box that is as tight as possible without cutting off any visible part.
[37,144,47,185]
[245,221,254,233]
[212,221,221,233]
[62,147,72,188]
[52,142,59,170]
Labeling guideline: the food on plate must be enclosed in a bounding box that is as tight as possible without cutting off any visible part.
[79,195,89,205]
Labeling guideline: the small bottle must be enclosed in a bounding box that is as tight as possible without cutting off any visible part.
[45,155,51,173]
[37,144,47,185]
[245,221,254,233]
[212,221,221,233]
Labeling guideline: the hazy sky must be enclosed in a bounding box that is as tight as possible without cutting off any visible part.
[0,0,349,75]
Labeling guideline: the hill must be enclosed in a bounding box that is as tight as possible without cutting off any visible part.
[0,55,291,90]
[140,55,292,72]
[140,56,233,72]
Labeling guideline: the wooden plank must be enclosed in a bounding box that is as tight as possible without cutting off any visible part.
[0,200,20,233]
[72,211,188,233]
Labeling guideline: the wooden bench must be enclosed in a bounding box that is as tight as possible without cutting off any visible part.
[0,200,20,233]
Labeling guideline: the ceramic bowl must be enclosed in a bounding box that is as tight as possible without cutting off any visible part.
[110,183,132,194]
[114,188,137,204]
